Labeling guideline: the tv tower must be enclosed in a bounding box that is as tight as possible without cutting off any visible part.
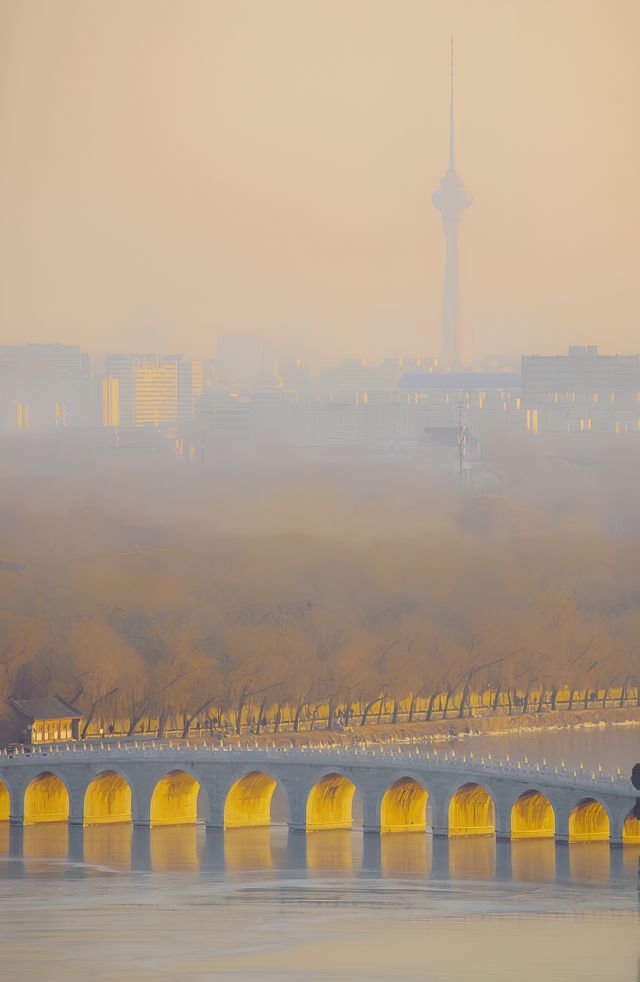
[432,38,471,370]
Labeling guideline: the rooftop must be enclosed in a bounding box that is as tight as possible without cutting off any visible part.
[9,696,83,721]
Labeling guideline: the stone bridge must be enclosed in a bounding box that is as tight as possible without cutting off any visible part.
[0,741,638,845]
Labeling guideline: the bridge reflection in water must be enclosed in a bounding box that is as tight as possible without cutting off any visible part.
[511,839,556,882]
[1,823,638,888]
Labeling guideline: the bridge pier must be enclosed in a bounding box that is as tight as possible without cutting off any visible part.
[279,774,307,832]
[494,796,512,841]
[68,791,85,827]
[202,778,225,829]
[554,812,570,843]
[131,779,155,827]
[362,790,381,834]
[431,799,449,838]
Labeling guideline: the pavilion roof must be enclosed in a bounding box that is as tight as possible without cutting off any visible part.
[8,696,83,721]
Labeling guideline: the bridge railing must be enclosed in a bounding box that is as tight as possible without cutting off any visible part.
[0,740,634,794]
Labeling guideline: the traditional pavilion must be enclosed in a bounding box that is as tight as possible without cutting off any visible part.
[8,696,83,745]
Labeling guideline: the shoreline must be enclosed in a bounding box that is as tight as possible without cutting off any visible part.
[181,704,640,750]
[11,705,640,755]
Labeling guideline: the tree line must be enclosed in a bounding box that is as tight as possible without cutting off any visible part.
[1,507,639,742]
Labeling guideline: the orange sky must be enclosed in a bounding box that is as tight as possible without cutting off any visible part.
[0,0,638,363]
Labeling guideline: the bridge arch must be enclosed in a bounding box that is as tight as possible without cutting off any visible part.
[150,769,202,827]
[224,770,286,829]
[306,771,359,831]
[84,769,133,825]
[380,775,429,833]
[621,806,640,844]
[568,797,610,842]
[448,781,495,837]
[24,771,70,824]
[0,776,10,822]
[510,788,556,839]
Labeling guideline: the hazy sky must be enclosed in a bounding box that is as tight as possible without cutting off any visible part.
[1,0,638,364]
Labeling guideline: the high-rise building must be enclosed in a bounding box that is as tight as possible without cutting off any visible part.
[0,343,104,432]
[522,346,640,434]
[432,40,472,370]
[105,353,196,427]
[105,354,135,425]
[190,359,205,397]
[133,358,178,426]
[101,377,120,427]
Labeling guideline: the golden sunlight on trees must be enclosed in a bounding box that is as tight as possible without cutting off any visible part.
[24,773,69,824]
[84,771,132,825]
[2,493,640,742]
[306,774,356,830]
[380,777,428,833]
[448,784,495,837]
[622,809,640,844]
[568,799,610,842]
[224,771,278,828]
[150,771,200,826]
[0,779,9,821]
[511,790,555,839]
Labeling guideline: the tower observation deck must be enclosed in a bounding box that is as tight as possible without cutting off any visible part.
[432,39,472,369]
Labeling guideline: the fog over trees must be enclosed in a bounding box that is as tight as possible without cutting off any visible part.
[1,438,640,739]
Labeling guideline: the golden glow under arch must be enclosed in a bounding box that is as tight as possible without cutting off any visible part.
[511,790,555,840]
[84,771,132,825]
[24,772,69,824]
[0,779,9,822]
[306,773,356,830]
[380,777,428,833]
[224,771,278,829]
[568,798,610,842]
[448,783,495,837]
[150,770,200,827]
[622,808,640,844]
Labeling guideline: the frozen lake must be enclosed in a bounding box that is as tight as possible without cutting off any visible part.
[1,725,639,981]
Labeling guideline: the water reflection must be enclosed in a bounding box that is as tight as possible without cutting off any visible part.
[0,824,639,893]
[380,831,431,875]
[511,839,556,882]
[306,829,363,872]
[83,823,132,871]
[23,822,69,864]
[569,841,611,881]
[448,835,496,880]
[224,827,274,870]
[622,843,640,876]
[149,825,204,872]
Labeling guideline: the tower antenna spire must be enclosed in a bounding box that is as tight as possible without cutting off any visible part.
[432,36,471,370]
[449,34,455,170]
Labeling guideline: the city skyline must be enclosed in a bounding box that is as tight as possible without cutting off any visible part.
[1,1,639,364]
